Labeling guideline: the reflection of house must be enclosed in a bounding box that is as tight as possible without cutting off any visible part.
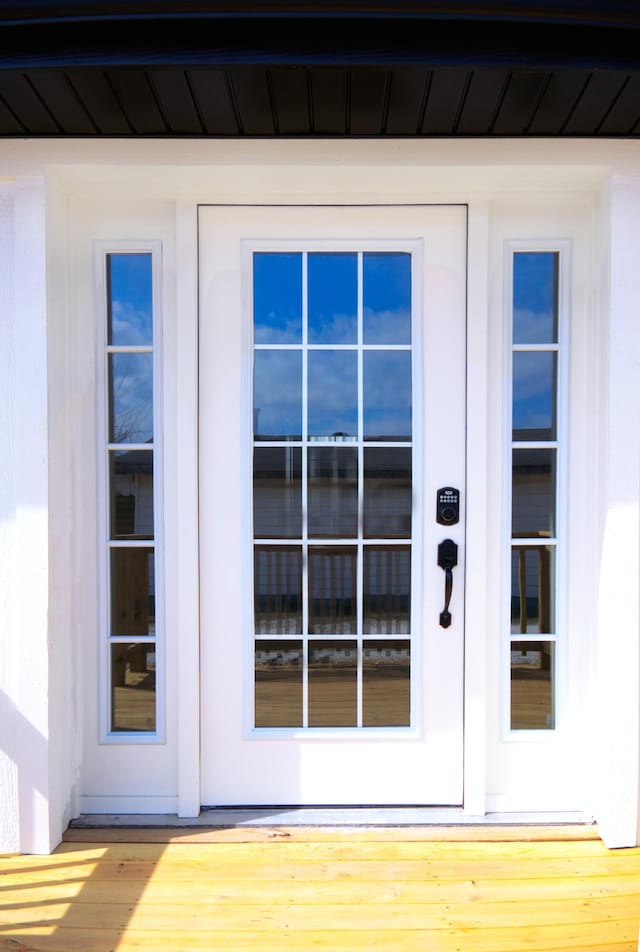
[4,3,640,853]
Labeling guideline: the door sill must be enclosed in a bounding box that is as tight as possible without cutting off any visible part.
[70,806,594,828]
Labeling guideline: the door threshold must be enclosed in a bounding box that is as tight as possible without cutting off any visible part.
[70,807,595,829]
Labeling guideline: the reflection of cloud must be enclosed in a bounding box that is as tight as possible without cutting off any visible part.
[308,311,356,345]
[111,300,152,346]
[308,352,357,436]
[513,307,554,344]
[254,351,301,436]
[254,315,301,345]
[363,308,411,345]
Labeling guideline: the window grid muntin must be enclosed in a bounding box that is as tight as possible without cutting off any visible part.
[509,248,562,733]
[100,247,163,740]
[253,248,414,731]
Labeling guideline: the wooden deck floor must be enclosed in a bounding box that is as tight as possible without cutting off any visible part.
[1,825,639,951]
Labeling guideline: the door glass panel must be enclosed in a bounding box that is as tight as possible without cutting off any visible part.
[108,353,153,444]
[511,546,555,634]
[512,448,556,538]
[254,350,302,441]
[309,546,357,634]
[363,546,411,634]
[107,253,153,346]
[254,546,302,635]
[109,450,154,539]
[253,253,302,344]
[363,351,412,441]
[308,350,358,439]
[513,252,558,345]
[363,447,412,538]
[253,447,302,539]
[308,446,358,538]
[363,252,411,344]
[255,641,302,727]
[111,643,156,732]
[111,548,155,636]
[511,641,555,730]
[512,351,557,441]
[308,641,357,726]
[308,253,357,344]
[363,641,410,726]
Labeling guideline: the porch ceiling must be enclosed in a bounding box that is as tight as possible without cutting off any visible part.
[0,2,639,137]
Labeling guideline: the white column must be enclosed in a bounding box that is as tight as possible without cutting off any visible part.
[596,176,640,848]
[0,178,55,854]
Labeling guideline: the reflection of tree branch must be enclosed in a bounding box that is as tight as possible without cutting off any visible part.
[111,364,151,443]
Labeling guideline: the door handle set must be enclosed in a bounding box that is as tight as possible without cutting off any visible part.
[437,538,458,629]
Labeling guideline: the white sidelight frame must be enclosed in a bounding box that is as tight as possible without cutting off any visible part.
[95,240,166,745]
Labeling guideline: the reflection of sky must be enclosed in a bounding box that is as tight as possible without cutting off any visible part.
[254,350,302,439]
[108,254,153,346]
[513,253,558,344]
[364,351,412,440]
[110,353,153,443]
[308,351,358,437]
[513,352,556,434]
[254,253,302,344]
[308,253,357,344]
[364,253,411,344]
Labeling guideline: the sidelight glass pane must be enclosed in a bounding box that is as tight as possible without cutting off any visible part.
[363,447,412,538]
[308,446,358,538]
[511,546,555,634]
[107,253,153,346]
[254,546,302,635]
[111,548,155,636]
[511,641,555,729]
[109,450,154,539]
[308,253,357,344]
[255,641,302,727]
[308,350,358,439]
[363,351,412,441]
[512,448,556,538]
[308,640,357,726]
[111,643,156,732]
[363,640,410,726]
[513,252,559,345]
[363,546,411,634]
[309,546,357,634]
[253,447,302,538]
[253,253,302,344]
[254,350,302,440]
[109,353,153,444]
[513,351,557,440]
[363,253,411,344]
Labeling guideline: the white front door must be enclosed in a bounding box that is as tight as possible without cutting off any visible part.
[199,205,466,806]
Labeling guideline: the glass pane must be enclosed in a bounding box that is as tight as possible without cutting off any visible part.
[363,447,412,538]
[363,546,411,634]
[107,253,153,346]
[363,253,411,344]
[109,450,154,539]
[109,353,153,444]
[308,640,357,727]
[512,448,556,538]
[511,546,555,634]
[308,446,358,539]
[363,351,412,441]
[254,350,302,441]
[513,252,558,345]
[255,640,302,727]
[309,546,357,635]
[513,352,557,441]
[253,253,302,344]
[254,546,302,635]
[111,548,155,636]
[308,350,358,440]
[308,253,357,344]
[363,640,410,726]
[111,643,156,732]
[253,448,302,539]
[511,641,555,729]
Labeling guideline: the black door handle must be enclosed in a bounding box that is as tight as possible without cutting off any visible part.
[437,539,458,629]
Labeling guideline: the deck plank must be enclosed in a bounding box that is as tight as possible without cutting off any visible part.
[0,827,639,952]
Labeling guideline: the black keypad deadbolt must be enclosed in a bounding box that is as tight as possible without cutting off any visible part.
[436,487,460,526]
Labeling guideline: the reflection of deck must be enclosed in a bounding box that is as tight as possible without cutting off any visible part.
[1,825,639,950]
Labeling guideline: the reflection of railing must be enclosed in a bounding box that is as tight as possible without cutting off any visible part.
[512,542,551,634]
